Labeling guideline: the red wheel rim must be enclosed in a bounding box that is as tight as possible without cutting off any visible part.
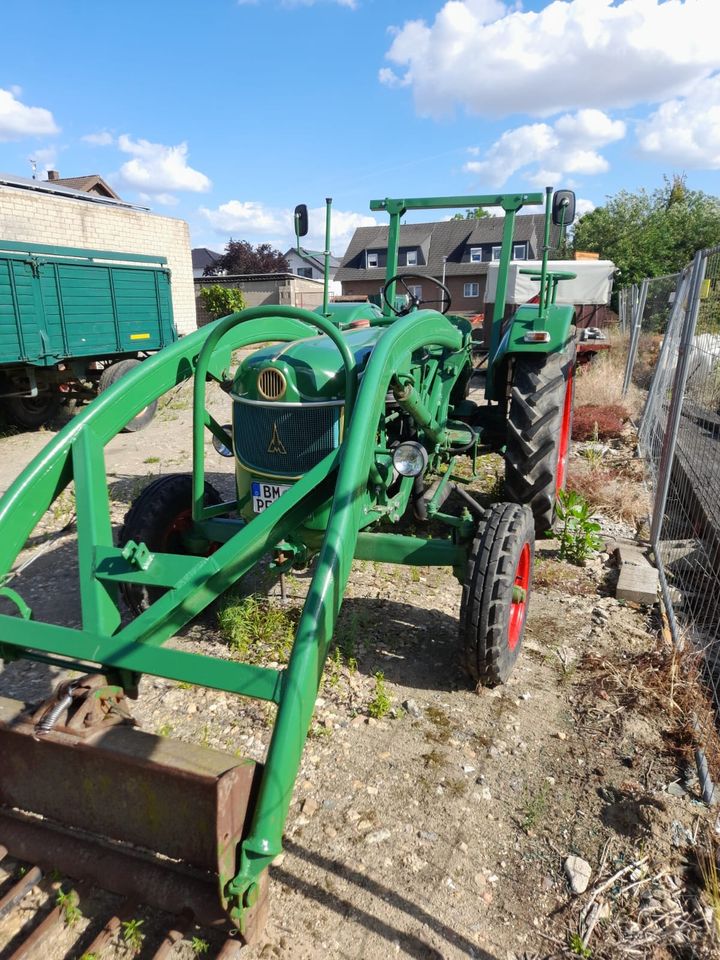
[556,366,574,493]
[162,508,220,555]
[162,508,192,551]
[508,543,531,651]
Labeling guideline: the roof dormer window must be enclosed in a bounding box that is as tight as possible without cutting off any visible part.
[469,247,482,263]
[367,252,378,268]
[406,249,417,266]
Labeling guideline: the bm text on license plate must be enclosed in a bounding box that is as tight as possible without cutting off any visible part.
[251,480,291,512]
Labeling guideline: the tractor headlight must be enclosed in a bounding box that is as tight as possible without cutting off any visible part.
[212,424,234,458]
[392,441,428,477]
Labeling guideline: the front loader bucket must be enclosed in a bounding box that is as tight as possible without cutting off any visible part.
[0,692,267,936]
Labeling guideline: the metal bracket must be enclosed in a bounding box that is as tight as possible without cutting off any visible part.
[120,539,154,571]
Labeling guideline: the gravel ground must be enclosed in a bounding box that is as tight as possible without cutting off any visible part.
[0,386,717,960]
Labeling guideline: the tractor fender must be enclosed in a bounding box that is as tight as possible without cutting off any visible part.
[492,302,575,366]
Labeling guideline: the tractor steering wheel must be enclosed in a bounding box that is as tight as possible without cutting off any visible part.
[382,273,452,316]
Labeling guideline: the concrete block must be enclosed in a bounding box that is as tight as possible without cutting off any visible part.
[615,542,659,604]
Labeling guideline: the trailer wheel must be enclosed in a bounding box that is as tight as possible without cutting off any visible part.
[3,391,61,430]
[459,501,534,687]
[119,473,221,615]
[504,332,576,535]
[99,359,157,432]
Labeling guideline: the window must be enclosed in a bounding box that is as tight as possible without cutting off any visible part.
[407,285,422,299]
[297,267,312,278]
[464,282,480,298]
[367,252,378,268]
[469,246,482,263]
[406,249,417,266]
[513,243,527,260]
[491,246,502,261]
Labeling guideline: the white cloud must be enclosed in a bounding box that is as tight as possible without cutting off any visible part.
[464,109,625,187]
[638,72,720,169]
[32,146,60,176]
[200,200,287,235]
[381,0,720,118]
[0,87,58,142]
[199,200,378,254]
[138,191,179,207]
[576,198,597,218]
[82,131,114,146]
[116,135,211,193]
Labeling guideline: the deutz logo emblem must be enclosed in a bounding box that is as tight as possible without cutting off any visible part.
[268,423,287,455]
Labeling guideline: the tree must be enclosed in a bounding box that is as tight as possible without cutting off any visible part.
[571,177,720,286]
[451,207,491,220]
[204,240,289,276]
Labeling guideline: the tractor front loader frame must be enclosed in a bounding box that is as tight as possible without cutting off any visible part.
[0,303,466,934]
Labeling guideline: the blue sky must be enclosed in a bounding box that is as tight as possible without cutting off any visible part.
[1,0,719,255]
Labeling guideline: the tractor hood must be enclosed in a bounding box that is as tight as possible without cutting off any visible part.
[232,323,383,403]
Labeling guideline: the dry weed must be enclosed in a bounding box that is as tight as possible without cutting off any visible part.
[697,827,720,942]
[575,334,644,418]
[568,460,649,528]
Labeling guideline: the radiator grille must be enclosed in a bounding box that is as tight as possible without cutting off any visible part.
[233,400,342,477]
[257,367,286,400]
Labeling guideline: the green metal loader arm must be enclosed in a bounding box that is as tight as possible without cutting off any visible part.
[0,301,465,932]
[227,307,463,916]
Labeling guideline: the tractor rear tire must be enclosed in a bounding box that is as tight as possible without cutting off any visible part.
[3,391,61,430]
[504,333,576,535]
[98,359,157,432]
[119,473,221,615]
[459,501,534,688]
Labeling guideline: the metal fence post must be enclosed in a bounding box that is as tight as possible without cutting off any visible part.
[618,287,626,334]
[649,251,707,546]
[623,279,649,395]
[639,269,690,443]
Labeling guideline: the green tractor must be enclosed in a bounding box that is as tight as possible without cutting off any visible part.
[0,187,576,940]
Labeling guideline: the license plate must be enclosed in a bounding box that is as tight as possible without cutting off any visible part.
[251,480,291,513]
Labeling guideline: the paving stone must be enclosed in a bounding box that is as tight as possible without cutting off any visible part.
[615,542,659,604]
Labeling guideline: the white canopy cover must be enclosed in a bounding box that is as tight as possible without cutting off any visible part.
[485,260,615,305]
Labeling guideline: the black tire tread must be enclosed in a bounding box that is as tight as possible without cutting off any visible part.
[3,392,61,430]
[505,333,576,535]
[99,359,157,432]
[119,473,220,615]
[459,501,534,687]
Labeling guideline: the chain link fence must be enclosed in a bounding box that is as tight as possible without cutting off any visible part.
[634,246,720,801]
[621,273,681,395]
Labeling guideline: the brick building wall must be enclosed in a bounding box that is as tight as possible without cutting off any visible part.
[0,185,196,335]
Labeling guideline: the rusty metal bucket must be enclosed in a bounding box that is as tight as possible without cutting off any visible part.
[0,686,267,940]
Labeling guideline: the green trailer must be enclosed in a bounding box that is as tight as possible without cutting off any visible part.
[0,240,177,429]
[0,186,576,941]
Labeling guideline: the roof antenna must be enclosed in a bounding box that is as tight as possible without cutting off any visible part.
[29,158,37,180]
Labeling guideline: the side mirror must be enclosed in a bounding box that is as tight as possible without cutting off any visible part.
[552,190,576,226]
[294,204,309,239]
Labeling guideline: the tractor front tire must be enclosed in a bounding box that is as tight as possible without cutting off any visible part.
[98,359,157,432]
[504,334,576,535]
[459,501,534,688]
[119,473,221,615]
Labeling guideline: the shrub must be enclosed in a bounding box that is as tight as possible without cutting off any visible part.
[572,403,629,441]
[553,490,602,566]
[200,284,246,320]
